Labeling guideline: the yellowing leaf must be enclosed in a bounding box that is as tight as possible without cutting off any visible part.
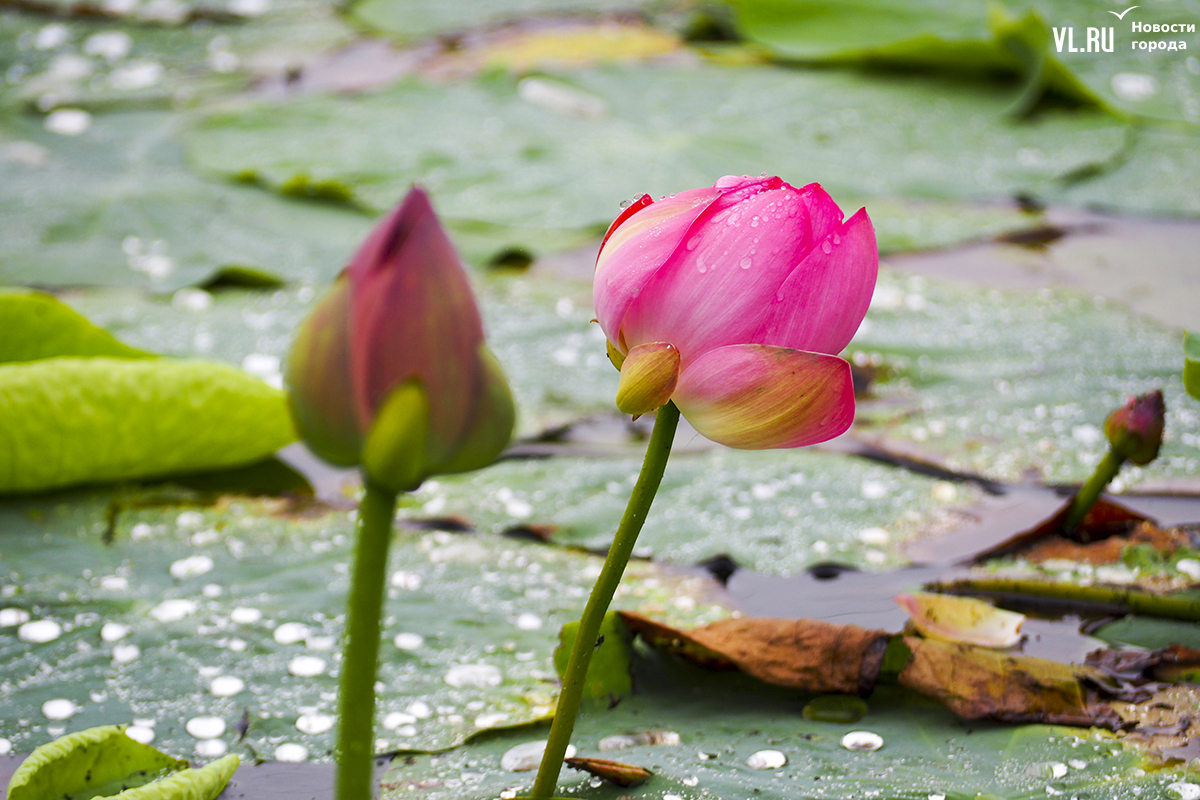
[895,591,1024,648]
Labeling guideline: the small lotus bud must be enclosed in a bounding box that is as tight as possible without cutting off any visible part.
[1104,389,1165,465]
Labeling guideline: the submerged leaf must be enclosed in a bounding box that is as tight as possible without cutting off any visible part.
[0,290,155,364]
[895,591,1024,648]
[6,725,186,800]
[0,357,296,494]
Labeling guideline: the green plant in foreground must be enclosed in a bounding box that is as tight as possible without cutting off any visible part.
[286,186,514,800]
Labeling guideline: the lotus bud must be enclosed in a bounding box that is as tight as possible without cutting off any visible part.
[286,187,514,493]
[1104,390,1165,466]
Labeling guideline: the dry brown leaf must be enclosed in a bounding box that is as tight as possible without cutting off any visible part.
[621,612,1128,729]
[620,612,890,696]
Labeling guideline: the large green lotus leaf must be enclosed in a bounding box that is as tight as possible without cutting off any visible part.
[186,64,1126,230]
[0,289,154,363]
[722,0,1200,124]
[0,0,353,109]
[348,0,662,42]
[0,493,727,759]
[0,110,373,290]
[379,663,1166,800]
[0,357,295,493]
[1056,123,1200,215]
[6,725,185,800]
[852,269,1200,485]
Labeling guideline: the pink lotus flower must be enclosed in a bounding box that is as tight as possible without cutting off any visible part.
[287,187,514,491]
[594,174,877,448]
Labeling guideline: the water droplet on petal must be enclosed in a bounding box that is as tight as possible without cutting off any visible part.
[739,256,752,269]
[821,240,833,255]
[746,750,786,769]
[686,235,701,250]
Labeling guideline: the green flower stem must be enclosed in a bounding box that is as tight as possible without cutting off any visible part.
[1063,448,1125,532]
[530,402,680,799]
[336,480,398,800]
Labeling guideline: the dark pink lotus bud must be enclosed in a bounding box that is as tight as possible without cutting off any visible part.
[286,187,514,491]
[1104,390,1165,465]
[594,175,878,448]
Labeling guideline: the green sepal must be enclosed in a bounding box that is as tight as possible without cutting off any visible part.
[362,379,429,493]
[433,346,515,476]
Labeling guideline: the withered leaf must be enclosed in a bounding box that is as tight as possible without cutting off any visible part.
[564,757,652,787]
[894,636,1126,728]
[619,612,890,696]
[621,612,1128,729]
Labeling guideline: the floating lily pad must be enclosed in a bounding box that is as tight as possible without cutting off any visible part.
[186,63,1126,240]
[852,269,1200,485]
[0,494,727,759]
[721,0,1200,124]
[0,110,374,290]
[380,659,1164,800]
[0,0,354,110]
[348,0,666,42]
